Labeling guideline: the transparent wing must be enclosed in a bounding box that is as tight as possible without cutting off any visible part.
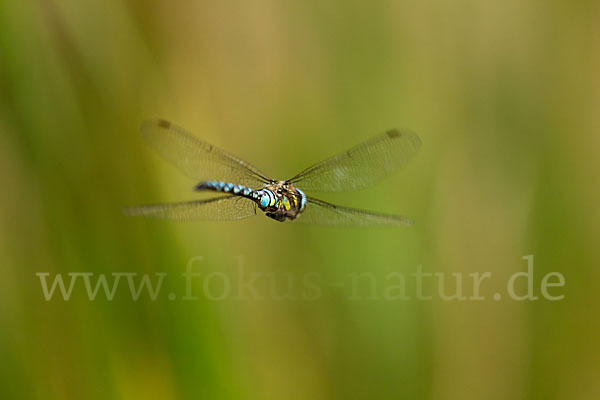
[288,129,421,192]
[291,197,413,227]
[142,119,269,188]
[123,195,258,221]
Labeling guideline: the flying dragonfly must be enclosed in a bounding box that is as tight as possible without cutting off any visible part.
[124,119,421,226]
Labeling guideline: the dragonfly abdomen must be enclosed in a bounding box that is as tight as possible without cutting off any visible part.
[195,181,258,198]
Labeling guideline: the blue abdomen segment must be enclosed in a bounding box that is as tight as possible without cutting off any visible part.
[195,181,258,199]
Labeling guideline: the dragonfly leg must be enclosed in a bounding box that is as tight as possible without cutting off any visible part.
[266,212,286,222]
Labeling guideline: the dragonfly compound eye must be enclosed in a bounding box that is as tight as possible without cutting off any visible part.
[260,193,270,208]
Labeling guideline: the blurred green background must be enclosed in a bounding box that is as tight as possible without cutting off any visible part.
[1,1,598,399]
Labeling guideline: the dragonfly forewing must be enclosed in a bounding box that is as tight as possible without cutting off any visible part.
[142,119,269,188]
[288,129,421,192]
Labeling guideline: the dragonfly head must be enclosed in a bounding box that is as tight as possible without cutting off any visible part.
[256,182,306,221]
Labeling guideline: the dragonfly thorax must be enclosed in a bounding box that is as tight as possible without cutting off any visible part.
[257,181,307,222]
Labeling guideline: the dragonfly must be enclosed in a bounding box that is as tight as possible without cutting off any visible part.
[124,119,421,226]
